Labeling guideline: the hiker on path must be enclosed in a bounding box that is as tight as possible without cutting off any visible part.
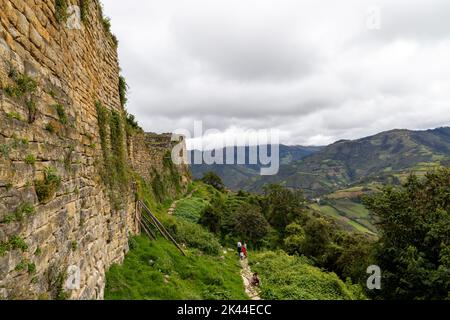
[237,241,242,258]
[242,243,248,259]
[251,273,260,287]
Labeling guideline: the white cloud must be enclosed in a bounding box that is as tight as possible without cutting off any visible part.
[102,0,450,146]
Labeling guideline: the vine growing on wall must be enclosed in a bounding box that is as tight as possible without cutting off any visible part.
[80,0,90,23]
[55,0,69,23]
[96,102,129,210]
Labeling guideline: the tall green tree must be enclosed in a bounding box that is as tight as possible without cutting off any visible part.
[363,167,450,300]
[262,184,306,238]
[228,203,270,247]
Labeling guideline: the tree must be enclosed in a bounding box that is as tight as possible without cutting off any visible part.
[262,184,306,238]
[199,198,224,234]
[283,222,306,255]
[201,172,225,191]
[229,204,270,247]
[363,167,450,300]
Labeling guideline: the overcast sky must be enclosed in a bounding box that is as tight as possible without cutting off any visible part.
[102,0,450,148]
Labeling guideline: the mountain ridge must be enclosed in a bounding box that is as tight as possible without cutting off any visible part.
[190,126,450,197]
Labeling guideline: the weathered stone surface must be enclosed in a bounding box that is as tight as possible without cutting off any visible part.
[0,0,137,300]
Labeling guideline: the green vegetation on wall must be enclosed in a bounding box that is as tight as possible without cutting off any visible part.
[96,102,129,210]
[2,203,35,224]
[35,167,61,204]
[55,0,69,23]
[0,235,28,257]
[4,68,38,124]
[118,76,128,107]
[80,0,90,23]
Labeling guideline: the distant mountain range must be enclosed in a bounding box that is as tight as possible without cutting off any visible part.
[190,144,323,190]
[190,127,450,197]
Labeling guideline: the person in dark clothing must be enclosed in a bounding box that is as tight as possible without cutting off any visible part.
[251,273,260,287]
[237,241,242,257]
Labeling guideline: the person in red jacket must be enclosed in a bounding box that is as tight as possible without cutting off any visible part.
[241,243,248,259]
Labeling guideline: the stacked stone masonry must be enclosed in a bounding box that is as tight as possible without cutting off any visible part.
[0,0,137,299]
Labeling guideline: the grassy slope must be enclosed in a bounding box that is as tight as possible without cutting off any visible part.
[106,181,246,300]
[105,181,366,300]
[105,236,247,300]
[250,251,366,300]
[173,197,209,223]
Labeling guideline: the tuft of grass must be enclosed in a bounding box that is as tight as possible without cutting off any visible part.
[54,104,67,125]
[0,144,10,159]
[35,247,42,256]
[6,111,25,122]
[28,262,36,274]
[5,71,38,123]
[9,235,28,252]
[25,154,36,165]
[35,167,61,203]
[15,260,27,272]
[0,235,27,256]
[5,73,37,98]
[105,236,247,300]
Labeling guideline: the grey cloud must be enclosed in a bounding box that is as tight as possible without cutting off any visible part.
[103,0,450,146]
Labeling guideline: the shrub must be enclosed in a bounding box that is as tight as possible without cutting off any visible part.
[125,111,143,136]
[250,251,366,300]
[35,167,61,203]
[201,172,225,191]
[5,73,37,98]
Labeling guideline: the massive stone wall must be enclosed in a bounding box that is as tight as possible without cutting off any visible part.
[0,0,137,299]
